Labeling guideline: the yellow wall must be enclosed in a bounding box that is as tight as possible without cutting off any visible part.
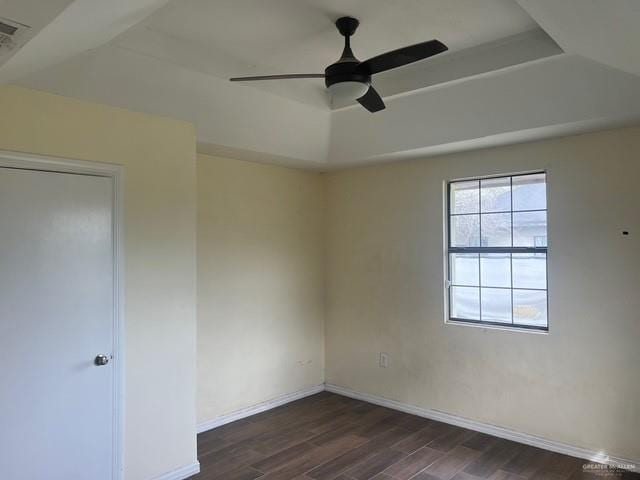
[196,154,325,424]
[325,126,640,461]
[0,86,198,479]
[3,84,638,470]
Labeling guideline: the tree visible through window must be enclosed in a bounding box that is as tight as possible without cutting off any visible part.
[447,173,548,330]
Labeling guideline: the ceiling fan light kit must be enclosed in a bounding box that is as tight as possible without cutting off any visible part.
[230,16,448,113]
[327,82,370,102]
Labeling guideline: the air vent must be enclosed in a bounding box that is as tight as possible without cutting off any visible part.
[0,21,18,36]
[0,17,30,56]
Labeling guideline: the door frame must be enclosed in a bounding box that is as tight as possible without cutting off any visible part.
[0,150,125,480]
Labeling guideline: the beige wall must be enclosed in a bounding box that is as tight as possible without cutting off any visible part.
[0,86,198,480]
[2,84,637,471]
[325,126,640,461]
[197,154,325,424]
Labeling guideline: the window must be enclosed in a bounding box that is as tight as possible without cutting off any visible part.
[446,172,548,331]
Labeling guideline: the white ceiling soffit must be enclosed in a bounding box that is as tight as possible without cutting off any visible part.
[0,0,173,84]
[329,54,640,168]
[19,51,640,170]
[517,0,640,76]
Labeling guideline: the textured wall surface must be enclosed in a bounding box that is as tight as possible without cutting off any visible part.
[197,154,325,424]
[325,126,640,461]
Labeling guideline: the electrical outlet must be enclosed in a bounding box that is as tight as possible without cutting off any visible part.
[379,352,389,368]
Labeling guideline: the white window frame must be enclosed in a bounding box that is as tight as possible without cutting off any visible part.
[443,171,549,334]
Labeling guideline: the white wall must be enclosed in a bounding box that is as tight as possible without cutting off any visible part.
[197,154,325,424]
[0,86,198,480]
[325,125,640,461]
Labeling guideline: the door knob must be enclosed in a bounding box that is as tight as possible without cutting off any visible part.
[94,354,110,366]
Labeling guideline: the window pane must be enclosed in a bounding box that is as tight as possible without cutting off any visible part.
[480,213,511,247]
[451,286,480,320]
[513,211,547,247]
[481,253,511,288]
[450,180,479,214]
[481,177,511,213]
[450,215,480,247]
[481,288,512,323]
[450,253,479,286]
[513,290,547,327]
[513,173,546,211]
[447,173,548,330]
[513,253,546,289]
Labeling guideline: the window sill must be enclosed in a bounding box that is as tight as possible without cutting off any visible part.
[445,319,549,335]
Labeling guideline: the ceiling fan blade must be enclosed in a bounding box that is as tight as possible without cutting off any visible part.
[230,74,325,82]
[357,40,448,75]
[357,86,385,113]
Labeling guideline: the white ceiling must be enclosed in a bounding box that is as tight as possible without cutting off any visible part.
[518,0,640,76]
[116,0,540,107]
[2,0,640,170]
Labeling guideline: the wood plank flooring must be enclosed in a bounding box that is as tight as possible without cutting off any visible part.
[191,392,638,480]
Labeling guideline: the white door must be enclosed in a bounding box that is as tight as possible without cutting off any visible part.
[0,167,115,480]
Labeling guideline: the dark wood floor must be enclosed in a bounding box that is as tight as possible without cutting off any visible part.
[191,392,637,480]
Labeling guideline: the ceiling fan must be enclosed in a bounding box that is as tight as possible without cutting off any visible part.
[230,16,448,113]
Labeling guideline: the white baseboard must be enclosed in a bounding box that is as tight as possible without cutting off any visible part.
[152,461,200,480]
[197,384,325,434]
[325,384,638,473]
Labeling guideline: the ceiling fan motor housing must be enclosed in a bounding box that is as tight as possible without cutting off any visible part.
[324,61,370,89]
[325,16,370,89]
